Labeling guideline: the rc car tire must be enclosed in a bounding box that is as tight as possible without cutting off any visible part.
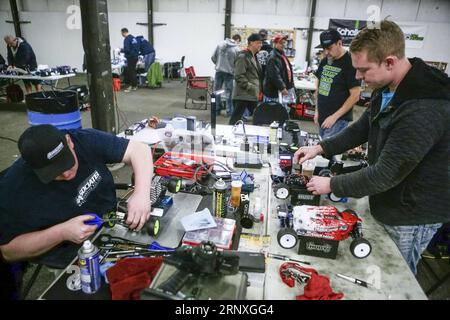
[350,238,372,259]
[277,228,298,249]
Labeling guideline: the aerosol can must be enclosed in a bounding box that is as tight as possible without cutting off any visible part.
[213,179,228,218]
[78,240,101,294]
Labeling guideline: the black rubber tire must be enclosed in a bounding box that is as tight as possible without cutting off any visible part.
[350,238,372,259]
[277,228,298,249]
[167,177,181,193]
[146,216,161,237]
[318,168,332,177]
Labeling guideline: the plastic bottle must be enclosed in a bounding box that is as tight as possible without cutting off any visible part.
[230,180,243,208]
[269,121,279,144]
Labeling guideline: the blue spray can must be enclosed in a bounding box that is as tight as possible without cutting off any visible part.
[78,240,101,294]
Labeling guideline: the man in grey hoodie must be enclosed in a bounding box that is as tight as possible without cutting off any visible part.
[294,20,450,274]
[211,34,241,116]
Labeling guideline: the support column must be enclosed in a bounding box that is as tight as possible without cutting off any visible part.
[80,0,116,133]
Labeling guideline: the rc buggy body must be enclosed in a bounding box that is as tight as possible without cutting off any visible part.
[277,205,372,259]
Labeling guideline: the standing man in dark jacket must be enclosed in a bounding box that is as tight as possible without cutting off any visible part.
[229,33,263,125]
[294,20,450,274]
[135,35,156,72]
[256,29,273,78]
[4,35,41,94]
[121,28,139,92]
[263,34,295,111]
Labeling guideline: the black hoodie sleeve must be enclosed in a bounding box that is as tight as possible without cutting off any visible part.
[266,56,286,91]
[319,106,370,157]
[330,101,447,198]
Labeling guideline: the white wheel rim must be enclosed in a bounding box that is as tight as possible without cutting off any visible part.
[276,188,289,199]
[329,193,342,202]
[280,234,297,248]
[354,243,371,258]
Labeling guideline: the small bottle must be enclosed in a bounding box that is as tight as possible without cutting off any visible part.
[213,179,228,218]
[269,121,279,144]
[230,180,243,208]
[78,240,101,294]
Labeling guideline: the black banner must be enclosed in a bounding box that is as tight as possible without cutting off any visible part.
[328,19,368,46]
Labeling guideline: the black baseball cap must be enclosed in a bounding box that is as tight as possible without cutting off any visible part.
[259,29,268,38]
[316,29,342,48]
[18,125,75,184]
[247,33,262,43]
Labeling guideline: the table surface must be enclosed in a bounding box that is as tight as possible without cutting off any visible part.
[294,77,316,91]
[0,73,76,81]
[38,124,427,300]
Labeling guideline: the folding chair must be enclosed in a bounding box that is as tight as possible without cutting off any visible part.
[184,66,212,110]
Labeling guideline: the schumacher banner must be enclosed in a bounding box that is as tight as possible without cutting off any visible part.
[328,19,367,46]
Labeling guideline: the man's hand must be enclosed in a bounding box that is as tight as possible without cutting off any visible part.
[281,88,289,95]
[321,114,338,129]
[306,176,331,195]
[126,190,151,231]
[60,215,98,244]
[293,145,323,164]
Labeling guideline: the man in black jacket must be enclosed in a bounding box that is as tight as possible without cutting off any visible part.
[4,35,41,94]
[294,20,450,274]
[121,28,139,92]
[263,34,294,111]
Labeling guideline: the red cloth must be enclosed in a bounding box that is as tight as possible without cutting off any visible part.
[296,272,344,300]
[279,262,344,300]
[106,257,163,300]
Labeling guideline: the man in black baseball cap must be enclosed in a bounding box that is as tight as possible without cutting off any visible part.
[316,29,342,49]
[18,125,76,184]
[0,124,154,267]
[310,28,361,140]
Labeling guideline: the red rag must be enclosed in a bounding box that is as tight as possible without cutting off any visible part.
[106,257,163,300]
[296,272,344,300]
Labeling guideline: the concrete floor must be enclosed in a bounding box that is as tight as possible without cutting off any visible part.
[1,75,448,300]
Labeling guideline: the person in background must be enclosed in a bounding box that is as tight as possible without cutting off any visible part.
[263,34,295,113]
[314,29,361,139]
[256,29,273,78]
[121,28,139,92]
[211,34,241,117]
[294,20,450,275]
[229,33,263,125]
[4,35,41,94]
[135,35,156,72]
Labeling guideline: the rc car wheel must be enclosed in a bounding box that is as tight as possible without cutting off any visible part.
[146,216,161,237]
[350,238,372,259]
[274,183,290,200]
[102,211,117,228]
[318,168,332,177]
[329,193,343,202]
[167,177,181,193]
[277,228,298,249]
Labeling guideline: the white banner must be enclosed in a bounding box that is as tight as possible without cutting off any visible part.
[399,24,427,49]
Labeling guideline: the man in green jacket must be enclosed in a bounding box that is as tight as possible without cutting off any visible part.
[229,33,263,125]
[294,20,450,274]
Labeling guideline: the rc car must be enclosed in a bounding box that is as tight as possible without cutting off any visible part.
[107,175,181,237]
[277,205,372,259]
[272,172,319,206]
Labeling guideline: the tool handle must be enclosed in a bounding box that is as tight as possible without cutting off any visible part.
[84,214,103,227]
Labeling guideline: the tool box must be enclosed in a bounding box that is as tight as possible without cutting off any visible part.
[154,152,215,180]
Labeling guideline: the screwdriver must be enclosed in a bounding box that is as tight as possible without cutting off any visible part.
[266,252,311,265]
[336,273,372,288]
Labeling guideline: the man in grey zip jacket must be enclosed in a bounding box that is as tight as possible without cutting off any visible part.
[294,20,450,274]
[211,34,241,116]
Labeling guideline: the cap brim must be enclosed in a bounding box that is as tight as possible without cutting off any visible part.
[34,146,75,184]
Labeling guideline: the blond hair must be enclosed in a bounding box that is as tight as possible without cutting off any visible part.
[350,20,405,64]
